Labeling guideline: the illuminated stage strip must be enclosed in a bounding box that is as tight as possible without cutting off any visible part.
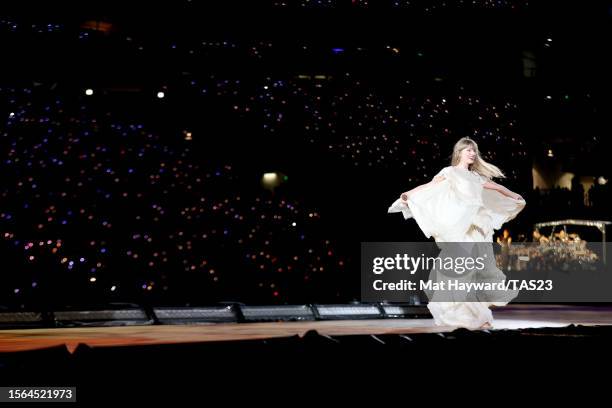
[0,304,611,353]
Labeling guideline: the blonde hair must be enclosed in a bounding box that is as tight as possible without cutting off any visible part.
[450,137,506,180]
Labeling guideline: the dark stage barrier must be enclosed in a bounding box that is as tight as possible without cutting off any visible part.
[1,324,611,402]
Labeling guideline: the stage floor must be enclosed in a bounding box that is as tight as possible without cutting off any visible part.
[1,304,611,353]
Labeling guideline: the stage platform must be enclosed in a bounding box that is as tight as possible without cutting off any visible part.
[2,304,612,353]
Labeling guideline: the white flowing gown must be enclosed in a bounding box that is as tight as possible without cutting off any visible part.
[388,165,526,328]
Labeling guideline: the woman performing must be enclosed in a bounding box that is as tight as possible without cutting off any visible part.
[388,137,526,329]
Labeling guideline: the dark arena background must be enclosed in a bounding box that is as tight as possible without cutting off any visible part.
[0,0,611,403]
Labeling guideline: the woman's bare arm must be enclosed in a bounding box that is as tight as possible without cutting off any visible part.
[483,180,523,200]
[401,175,446,201]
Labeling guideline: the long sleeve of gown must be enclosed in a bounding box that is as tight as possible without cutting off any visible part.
[388,166,526,241]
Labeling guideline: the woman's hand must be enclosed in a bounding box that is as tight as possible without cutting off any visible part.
[511,193,524,201]
[401,176,443,202]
